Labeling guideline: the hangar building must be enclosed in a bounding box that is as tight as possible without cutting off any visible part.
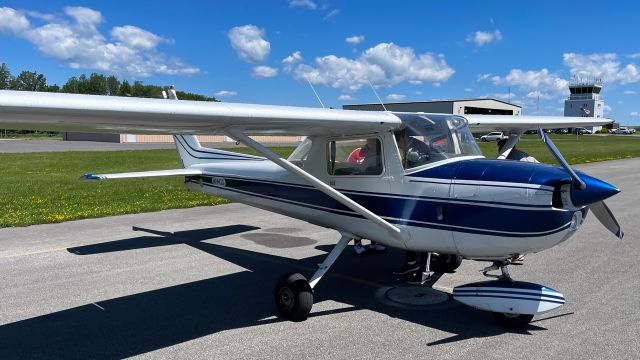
[343,98,522,116]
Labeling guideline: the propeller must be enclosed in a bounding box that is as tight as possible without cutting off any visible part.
[590,201,624,239]
[537,128,624,239]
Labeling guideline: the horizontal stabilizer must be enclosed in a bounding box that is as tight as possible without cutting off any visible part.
[81,168,202,180]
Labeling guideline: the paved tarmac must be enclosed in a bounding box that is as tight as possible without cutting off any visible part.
[0,158,638,359]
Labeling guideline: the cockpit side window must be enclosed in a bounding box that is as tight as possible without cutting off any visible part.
[327,138,383,176]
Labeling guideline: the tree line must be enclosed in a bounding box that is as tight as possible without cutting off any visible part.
[0,63,217,101]
[0,63,217,137]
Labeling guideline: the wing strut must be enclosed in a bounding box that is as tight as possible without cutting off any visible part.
[496,131,522,159]
[226,128,407,243]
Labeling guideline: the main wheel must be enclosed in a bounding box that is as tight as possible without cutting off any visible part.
[493,312,534,328]
[430,254,463,273]
[274,272,313,322]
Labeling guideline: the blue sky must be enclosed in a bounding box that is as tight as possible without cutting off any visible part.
[1,1,640,125]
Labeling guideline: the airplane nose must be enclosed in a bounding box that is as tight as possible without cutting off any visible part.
[570,173,620,207]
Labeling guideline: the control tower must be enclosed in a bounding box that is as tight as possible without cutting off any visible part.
[564,78,604,132]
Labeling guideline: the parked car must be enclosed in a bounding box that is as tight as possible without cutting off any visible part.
[480,132,507,142]
[554,128,568,134]
[613,127,632,135]
[575,127,592,135]
[630,128,637,134]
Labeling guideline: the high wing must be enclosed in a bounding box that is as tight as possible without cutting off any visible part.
[464,114,613,132]
[0,90,400,136]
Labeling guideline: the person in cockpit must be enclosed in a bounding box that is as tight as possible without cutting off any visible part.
[394,129,430,168]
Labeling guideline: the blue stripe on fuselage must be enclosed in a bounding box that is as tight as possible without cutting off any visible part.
[187,174,573,237]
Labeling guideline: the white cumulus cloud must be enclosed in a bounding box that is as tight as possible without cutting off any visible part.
[282,51,303,73]
[0,7,30,32]
[345,35,364,45]
[112,25,166,50]
[387,93,406,101]
[563,52,640,85]
[0,6,199,77]
[228,25,271,64]
[252,65,278,78]
[289,0,316,10]
[624,90,637,95]
[466,30,502,47]
[291,42,455,92]
[215,90,238,97]
[464,88,473,92]
[338,94,355,101]
[491,69,568,98]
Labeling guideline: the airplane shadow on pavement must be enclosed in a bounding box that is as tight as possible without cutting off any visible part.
[0,225,549,359]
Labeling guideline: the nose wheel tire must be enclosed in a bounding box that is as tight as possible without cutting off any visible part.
[275,273,313,322]
[493,312,534,328]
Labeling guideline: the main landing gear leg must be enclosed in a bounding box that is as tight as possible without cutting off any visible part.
[274,232,353,321]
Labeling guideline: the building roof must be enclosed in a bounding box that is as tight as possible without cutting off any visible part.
[344,98,522,108]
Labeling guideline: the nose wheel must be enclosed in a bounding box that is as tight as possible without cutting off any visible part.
[493,312,534,328]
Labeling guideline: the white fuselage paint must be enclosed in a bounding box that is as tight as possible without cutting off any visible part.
[184,153,581,260]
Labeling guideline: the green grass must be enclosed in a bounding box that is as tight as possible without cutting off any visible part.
[0,147,294,227]
[477,134,640,165]
[0,134,638,228]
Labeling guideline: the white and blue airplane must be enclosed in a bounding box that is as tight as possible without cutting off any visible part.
[0,89,623,327]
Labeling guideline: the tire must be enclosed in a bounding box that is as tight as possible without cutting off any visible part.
[430,253,463,273]
[493,312,534,328]
[274,273,313,322]
[481,138,487,142]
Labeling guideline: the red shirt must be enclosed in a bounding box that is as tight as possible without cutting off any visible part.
[347,145,369,164]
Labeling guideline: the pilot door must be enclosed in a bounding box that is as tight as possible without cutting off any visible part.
[326,136,392,218]
[387,133,458,254]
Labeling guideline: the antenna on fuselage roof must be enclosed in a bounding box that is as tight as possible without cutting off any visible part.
[305,77,326,109]
[367,80,388,112]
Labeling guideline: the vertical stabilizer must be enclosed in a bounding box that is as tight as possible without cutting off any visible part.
[173,134,266,168]
[167,86,264,168]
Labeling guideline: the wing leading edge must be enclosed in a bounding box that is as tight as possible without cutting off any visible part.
[0,90,401,136]
[464,114,613,132]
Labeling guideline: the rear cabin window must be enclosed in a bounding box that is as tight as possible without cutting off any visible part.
[327,138,383,176]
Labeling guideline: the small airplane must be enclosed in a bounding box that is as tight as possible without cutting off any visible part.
[0,89,623,327]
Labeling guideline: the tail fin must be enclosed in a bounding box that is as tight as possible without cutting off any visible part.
[173,135,265,168]
[166,86,263,168]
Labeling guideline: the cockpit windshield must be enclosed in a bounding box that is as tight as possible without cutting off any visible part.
[394,113,482,169]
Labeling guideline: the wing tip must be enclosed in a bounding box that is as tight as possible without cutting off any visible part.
[80,173,103,181]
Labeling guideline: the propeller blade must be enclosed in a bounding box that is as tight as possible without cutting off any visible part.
[537,128,586,190]
[590,201,624,239]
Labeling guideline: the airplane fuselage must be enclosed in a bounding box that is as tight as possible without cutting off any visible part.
[183,155,585,260]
